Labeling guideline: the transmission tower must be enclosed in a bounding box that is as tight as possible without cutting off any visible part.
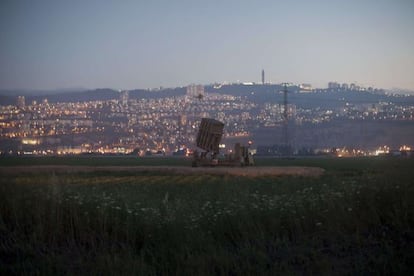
[261,69,265,85]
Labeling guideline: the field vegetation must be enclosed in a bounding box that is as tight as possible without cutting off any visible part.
[0,157,413,274]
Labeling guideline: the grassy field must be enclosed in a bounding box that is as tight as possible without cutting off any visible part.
[0,155,192,167]
[0,157,413,274]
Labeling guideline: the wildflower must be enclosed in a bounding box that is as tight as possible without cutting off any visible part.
[162,192,169,205]
[202,201,211,209]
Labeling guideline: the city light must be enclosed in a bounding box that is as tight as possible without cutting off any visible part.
[0,84,413,156]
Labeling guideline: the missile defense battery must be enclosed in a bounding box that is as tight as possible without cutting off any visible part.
[192,118,254,167]
[196,118,224,154]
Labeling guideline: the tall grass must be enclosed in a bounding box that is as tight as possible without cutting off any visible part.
[0,158,413,274]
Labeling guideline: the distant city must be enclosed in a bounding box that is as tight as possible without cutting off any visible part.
[1,80,413,157]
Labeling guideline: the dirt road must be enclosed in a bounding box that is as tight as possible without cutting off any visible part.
[0,166,324,177]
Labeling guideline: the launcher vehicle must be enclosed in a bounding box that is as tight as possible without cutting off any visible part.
[192,118,254,167]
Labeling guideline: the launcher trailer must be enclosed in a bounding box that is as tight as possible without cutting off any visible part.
[192,118,254,167]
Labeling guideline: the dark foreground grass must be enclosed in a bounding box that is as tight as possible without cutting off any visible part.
[0,157,413,274]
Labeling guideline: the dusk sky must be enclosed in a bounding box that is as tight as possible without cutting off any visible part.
[1,0,413,91]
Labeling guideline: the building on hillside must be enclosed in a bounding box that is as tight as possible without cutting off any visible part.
[17,96,26,109]
[186,84,204,98]
[120,90,129,106]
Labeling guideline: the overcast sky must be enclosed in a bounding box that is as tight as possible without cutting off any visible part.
[1,0,413,91]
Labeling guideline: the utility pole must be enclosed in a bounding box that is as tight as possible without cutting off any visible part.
[283,84,289,155]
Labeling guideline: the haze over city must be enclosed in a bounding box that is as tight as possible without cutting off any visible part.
[1,0,413,91]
